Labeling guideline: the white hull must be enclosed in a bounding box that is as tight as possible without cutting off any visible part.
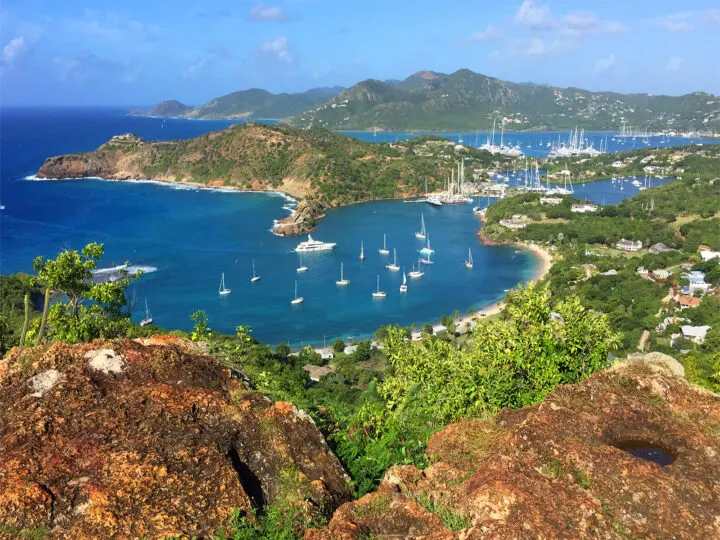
[400,285,407,293]
[378,249,390,255]
[415,233,426,240]
[219,290,231,296]
[291,297,304,305]
[336,279,350,286]
[297,266,308,273]
[408,272,424,278]
[465,262,473,269]
[140,318,152,326]
[387,264,400,271]
[295,244,336,252]
[251,276,261,282]
[372,292,387,298]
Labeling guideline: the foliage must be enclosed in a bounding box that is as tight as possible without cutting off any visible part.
[191,310,211,341]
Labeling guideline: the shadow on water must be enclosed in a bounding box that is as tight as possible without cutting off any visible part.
[613,440,675,466]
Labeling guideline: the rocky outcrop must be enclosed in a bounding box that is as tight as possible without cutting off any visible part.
[0,337,351,538]
[307,354,720,539]
[273,201,322,236]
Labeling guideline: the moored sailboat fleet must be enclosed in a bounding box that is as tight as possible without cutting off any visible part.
[209,210,478,308]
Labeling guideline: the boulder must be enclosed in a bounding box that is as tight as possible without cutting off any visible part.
[307,356,720,538]
[0,338,351,538]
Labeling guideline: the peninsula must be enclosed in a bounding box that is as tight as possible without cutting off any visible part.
[36,124,505,234]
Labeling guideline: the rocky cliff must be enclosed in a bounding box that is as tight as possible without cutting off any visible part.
[307,353,720,538]
[0,336,351,538]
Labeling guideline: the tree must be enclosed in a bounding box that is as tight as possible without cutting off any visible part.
[333,338,346,353]
[190,310,210,341]
[275,343,291,359]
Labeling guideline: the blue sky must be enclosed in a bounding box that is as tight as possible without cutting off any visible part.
[1,0,719,106]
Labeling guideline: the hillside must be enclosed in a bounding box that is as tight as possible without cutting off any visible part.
[128,99,194,117]
[288,69,720,132]
[35,125,504,234]
[132,87,344,120]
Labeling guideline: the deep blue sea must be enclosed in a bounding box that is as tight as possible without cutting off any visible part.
[0,108,711,344]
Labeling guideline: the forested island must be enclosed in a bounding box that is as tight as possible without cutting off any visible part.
[36,124,506,235]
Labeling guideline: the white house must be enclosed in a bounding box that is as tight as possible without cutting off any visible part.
[611,160,624,168]
[571,203,598,213]
[681,325,711,344]
[411,330,423,341]
[314,348,335,360]
[499,218,527,229]
[432,324,448,334]
[343,345,358,355]
[700,250,720,262]
[539,197,563,206]
[616,238,642,252]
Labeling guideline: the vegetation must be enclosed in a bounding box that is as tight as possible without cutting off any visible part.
[289,69,719,131]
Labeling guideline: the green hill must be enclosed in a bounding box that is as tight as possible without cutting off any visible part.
[132,87,344,120]
[288,69,720,132]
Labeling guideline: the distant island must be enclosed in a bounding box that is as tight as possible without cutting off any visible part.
[35,124,505,235]
[135,69,720,132]
[129,86,344,120]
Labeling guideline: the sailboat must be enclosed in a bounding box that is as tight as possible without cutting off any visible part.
[250,259,261,282]
[465,248,473,269]
[297,252,308,273]
[378,234,390,255]
[219,273,231,295]
[420,251,434,265]
[400,271,408,293]
[139,299,153,326]
[408,260,424,278]
[290,280,303,304]
[360,241,365,261]
[386,248,400,271]
[372,274,386,298]
[415,214,426,240]
[336,262,350,286]
[419,233,434,256]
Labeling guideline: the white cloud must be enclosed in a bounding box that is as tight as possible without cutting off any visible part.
[705,9,720,27]
[592,53,616,75]
[54,52,135,83]
[1,36,26,67]
[183,47,235,79]
[665,56,683,71]
[260,36,293,63]
[470,24,503,42]
[62,13,161,43]
[514,0,555,30]
[250,2,287,22]
[652,12,694,33]
[523,38,571,58]
[562,11,626,37]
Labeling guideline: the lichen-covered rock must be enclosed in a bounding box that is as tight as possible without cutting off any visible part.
[0,338,351,538]
[306,355,720,539]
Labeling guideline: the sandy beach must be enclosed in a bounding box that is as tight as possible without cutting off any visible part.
[454,242,553,333]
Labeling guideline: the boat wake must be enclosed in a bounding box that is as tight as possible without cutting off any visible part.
[91,264,158,283]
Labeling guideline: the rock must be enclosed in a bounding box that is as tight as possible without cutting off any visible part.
[84,348,126,374]
[0,338,351,538]
[307,355,720,538]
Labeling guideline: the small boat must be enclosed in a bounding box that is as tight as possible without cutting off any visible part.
[408,261,424,279]
[291,280,303,304]
[295,234,336,252]
[465,248,473,269]
[419,233,434,256]
[372,274,386,298]
[426,195,442,207]
[219,273,231,295]
[420,252,434,265]
[139,299,152,326]
[378,234,390,255]
[400,271,408,293]
[386,248,400,271]
[297,252,308,273]
[336,262,350,286]
[415,214,426,240]
[360,240,365,261]
[250,259,261,282]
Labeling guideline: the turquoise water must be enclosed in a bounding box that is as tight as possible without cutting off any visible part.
[0,108,692,344]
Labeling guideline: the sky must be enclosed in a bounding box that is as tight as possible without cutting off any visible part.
[1,0,719,106]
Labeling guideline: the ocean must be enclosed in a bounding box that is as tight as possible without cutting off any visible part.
[0,108,706,344]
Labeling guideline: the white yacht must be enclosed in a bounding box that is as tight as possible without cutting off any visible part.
[415,214,426,240]
[426,195,442,207]
[250,259,261,282]
[139,299,153,326]
[297,252,308,273]
[408,260,424,279]
[465,248,473,269]
[294,235,336,252]
[372,275,386,298]
[291,280,303,305]
[400,272,408,293]
[219,273,231,295]
[336,262,350,286]
[419,233,434,256]
[420,252,434,265]
[386,248,400,271]
[378,234,390,255]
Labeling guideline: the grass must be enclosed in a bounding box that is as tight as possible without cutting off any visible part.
[412,493,471,532]
[352,494,390,518]
[541,458,592,489]
[0,525,49,540]
[591,246,647,258]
